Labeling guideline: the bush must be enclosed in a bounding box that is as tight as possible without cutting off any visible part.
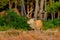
[46,2,60,13]
[0,16,5,26]
[43,20,55,30]
[43,18,60,29]
[0,9,31,31]
[53,18,60,26]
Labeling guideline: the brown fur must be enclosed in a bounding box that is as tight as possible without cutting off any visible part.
[27,19,43,30]
[35,20,43,30]
[0,11,5,16]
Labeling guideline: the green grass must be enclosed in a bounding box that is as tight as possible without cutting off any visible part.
[43,18,60,30]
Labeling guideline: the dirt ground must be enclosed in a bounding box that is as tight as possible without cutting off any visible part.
[0,29,60,40]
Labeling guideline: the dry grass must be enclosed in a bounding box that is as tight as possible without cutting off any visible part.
[0,29,60,40]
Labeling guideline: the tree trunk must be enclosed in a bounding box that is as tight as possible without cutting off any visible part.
[21,0,26,16]
[39,0,44,20]
[49,0,53,20]
[14,0,20,16]
[49,0,53,5]
[44,11,47,20]
[58,12,60,19]
[34,0,39,20]
[15,0,17,8]
[53,12,55,19]
[27,5,30,18]
[9,0,12,10]
[51,13,54,21]
[44,0,47,20]
[29,2,34,18]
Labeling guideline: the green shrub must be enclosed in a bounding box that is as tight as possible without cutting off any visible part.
[46,2,60,13]
[53,18,60,26]
[43,18,60,29]
[0,9,31,31]
[0,16,5,26]
[43,20,55,30]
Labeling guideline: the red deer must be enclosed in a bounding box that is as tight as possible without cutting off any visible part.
[27,18,43,30]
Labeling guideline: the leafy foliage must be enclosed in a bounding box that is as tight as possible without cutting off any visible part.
[53,18,60,26]
[0,9,31,30]
[43,18,60,29]
[0,0,8,8]
[46,2,60,13]
[0,16,5,26]
[43,20,55,29]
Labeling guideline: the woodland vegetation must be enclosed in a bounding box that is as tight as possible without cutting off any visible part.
[0,0,60,31]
